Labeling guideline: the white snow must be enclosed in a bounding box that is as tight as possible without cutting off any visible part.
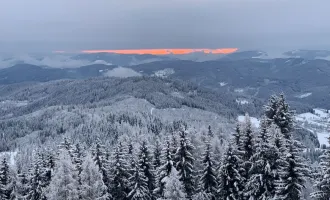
[0,151,17,166]
[171,92,184,99]
[234,88,244,93]
[295,93,312,98]
[317,131,329,147]
[237,115,260,128]
[296,108,330,146]
[314,108,329,119]
[236,99,249,105]
[154,68,175,78]
[150,107,154,115]
[219,82,228,87]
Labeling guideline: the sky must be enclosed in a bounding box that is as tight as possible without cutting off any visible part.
[1,0,330,53]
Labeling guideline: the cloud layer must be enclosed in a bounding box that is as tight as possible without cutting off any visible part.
[1,0,330,52]
[104,67,142,78]
[0,55,112,69]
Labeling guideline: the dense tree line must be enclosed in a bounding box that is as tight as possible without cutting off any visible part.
[1,94,327,199]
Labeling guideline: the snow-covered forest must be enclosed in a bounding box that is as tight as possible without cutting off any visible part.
[0,93,328,200]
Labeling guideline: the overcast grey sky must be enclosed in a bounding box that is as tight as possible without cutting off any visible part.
[1,0,330,53]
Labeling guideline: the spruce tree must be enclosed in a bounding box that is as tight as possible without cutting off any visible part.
[170,133,178,159]
[128,164,151,200]
[245,119,278,199]
[46,150,79,200]
[275,139,308,200]
[310,138,330,199]
[199,141,217,199]
[154,140,174,198]
[92,140,110,191]
[0,157,13,200]
[153,140,162,170]
[239,114,255,186]
[109,142,130,200]
[233,123,242,148]
[138,141,155,197]
[175,131,195,198]
[15,170,29,199]
[26,161,45,200]
[80,153,108,200]
[207,125,214,138]
[58,137,74,156]
[162,166,187,200]
[264,94,294,139]
[71,143,84,184]
[217,144,243,200]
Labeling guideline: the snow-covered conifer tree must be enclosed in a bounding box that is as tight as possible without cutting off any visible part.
[138,141,155,196]
[109,142,130,200]
[162,166,187,200]
[0,157,13,200]
[310,137,330,199]
[275,139,308,200]
[46,150,79,200]
[80,153,108,200]
[26,161,45,200]
[217,144,243,200]
[264,94,294,139]
[245,119,278,199]
[199,140,217,199]
[154,140,174,198]
[15,170,29,199]
[92,140,110,191]
[153,140,162,170]
[175,131,195,198]
[128,164,151,200]
[239,114,255,184]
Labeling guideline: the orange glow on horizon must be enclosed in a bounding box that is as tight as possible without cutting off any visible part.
[80,48,238,55]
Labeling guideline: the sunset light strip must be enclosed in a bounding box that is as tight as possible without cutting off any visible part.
[80,48,238,55]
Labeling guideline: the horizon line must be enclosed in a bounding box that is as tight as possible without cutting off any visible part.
[54,48,239,55]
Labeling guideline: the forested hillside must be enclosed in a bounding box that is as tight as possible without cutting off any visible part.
[0,94,326,200]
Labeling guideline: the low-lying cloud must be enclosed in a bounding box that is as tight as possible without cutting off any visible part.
[104,67,142,78]
[0,55,112,69]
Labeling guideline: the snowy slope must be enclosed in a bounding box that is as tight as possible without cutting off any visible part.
[296,108,330,146]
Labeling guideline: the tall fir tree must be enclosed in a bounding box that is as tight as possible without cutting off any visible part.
[58,137,74,157]
[46,150,79,200]
[15,170,29,199]
[170,133,178,159]
[175,131,195,198]
[138,141,156,197]
[128,164,151,200]
[199,140,217,199]
[154,139,174,198]
[26,161,45,200]
[264,94,294,139]
[275,139,308,200]
[245,119,279,199]
[71,143,84,185]
[109,142,130,200]
[239,114,255,186]
[80,153,108,200]
[207,125,214,138]
[233,123,242,148]
[162,166,187,200]
[92,140,110,192]
[217,144,243,200]
[0,157,13,200]
[311,137,330,199]
[153,140,162,170]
